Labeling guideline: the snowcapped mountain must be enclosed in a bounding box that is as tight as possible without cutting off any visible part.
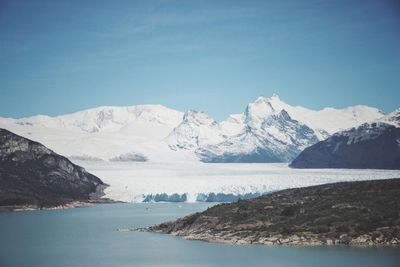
[260,94,384,134]
[29,104,183,133]
[291,108,400,169]
[166,110,226,150]
[0,105,186,162]
[197,109,321,163]
[0,95,385,163]
[381,108,400,127]
[173,95,383,163]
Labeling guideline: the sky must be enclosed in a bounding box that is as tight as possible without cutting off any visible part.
[0,0,399,121]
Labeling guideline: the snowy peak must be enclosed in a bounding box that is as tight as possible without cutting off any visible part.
[15,104,183,133]
[340,107,400,143]
[287,105,384,134]
[244,95,289,130]
[245,95,282,118]
[182,110,217,127]
[346,107,400,143]
[194,95,386,163]
[382,108,400,127]
[197,105,322,163]
[240,95,383,135]
[0,104,184,162]
[220,114,245,136]
[166,110,224,150]
[62,104,183,133]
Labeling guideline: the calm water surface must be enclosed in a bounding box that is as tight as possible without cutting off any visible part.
[0,203,399,267]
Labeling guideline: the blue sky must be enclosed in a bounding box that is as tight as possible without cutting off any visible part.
[0,0,399,121]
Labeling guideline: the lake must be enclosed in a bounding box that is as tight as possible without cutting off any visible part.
[0,203,399,267]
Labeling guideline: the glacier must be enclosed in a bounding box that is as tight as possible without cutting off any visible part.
[77,161,400,202]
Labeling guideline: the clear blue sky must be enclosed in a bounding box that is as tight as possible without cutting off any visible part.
[0,0,399,121]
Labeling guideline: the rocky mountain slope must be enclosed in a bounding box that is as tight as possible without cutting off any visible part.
[197,109,321,162]
[0,95,384,163]
[290,109,400,169]
[0,128,107,209]
[144,179,400,246]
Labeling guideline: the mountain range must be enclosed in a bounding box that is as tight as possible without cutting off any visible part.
[0,95,385,163]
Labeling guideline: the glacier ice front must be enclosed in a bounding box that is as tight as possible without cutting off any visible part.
[78,161,400,203]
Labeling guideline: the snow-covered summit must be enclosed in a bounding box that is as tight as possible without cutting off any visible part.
[15,104,183,133]
[338,107,400,145]
[241,94,383,134]
[198,108,321,163]
[1,104,184,162]
[182,110,218,126]
[62,104,183,133]
[244,96,280,129]
[381,108,400,127]
[166,110,225,150]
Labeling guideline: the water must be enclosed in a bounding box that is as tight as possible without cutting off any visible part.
[0,203,399,267]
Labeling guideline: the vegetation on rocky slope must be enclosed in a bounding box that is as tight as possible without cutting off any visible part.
[147,179,400,246]
[0,128,107,210]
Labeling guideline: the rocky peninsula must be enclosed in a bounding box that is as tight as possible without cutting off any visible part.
[143,179,400,246]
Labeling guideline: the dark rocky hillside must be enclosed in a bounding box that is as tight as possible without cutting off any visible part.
[144,179,400,246]
[0,128,107,210]
[290,123,400,170]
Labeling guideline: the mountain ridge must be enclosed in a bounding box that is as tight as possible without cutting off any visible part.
[0,95,386,163]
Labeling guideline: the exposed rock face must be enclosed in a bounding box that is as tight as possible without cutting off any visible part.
[0,128,107,208]
[146,179,400,246]
[197,110,321,163]
[290,122,400,170]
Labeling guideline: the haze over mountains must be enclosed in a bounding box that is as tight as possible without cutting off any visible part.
[0,95,385,163]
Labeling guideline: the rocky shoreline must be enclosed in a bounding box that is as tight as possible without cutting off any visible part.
[0,198,119,212]
[158,228,400,246]
[138,179,400,246]
[0,201,91,212]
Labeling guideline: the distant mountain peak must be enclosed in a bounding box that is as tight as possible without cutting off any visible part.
[382,108,400,127]
[245,97,275,120]
[183,110,217,126]
[271,93,280,99]
[254,93,281,103]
